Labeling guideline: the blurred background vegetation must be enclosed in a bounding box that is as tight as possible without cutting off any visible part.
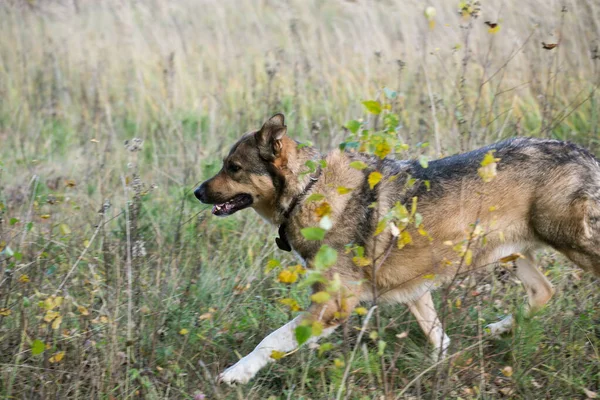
[0,0,599,398]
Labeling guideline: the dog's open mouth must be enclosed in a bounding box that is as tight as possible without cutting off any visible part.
[212,194,253,216]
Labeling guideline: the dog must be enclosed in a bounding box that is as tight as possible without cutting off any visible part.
[194,113,600,385]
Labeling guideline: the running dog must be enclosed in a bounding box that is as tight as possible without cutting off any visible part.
[194,113,600,384]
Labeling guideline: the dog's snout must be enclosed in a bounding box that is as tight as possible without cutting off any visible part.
[194,183,207,202]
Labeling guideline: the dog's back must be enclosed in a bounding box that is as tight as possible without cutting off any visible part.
[406,137,600,276]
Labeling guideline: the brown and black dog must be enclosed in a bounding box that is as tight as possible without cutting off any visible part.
[195,113,600,384]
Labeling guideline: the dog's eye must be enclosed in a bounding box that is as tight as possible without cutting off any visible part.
[228,164,242,173]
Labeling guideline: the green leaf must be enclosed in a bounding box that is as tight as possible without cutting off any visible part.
[349,161,368,170]
[298,271,328,289]
[415,212,423,227]
[362,100,382,114]
[26,222,33,232]
[301,227,326,241]
[304,160,317,173]
[314,245,337,270]
[378,340,387,356]
[318,342,334,357]
[305,193,325,203]
[295,325,312,346]
[9,218,19,226]
[2,246,14,257]
[31,340,45,355]
[265,259,281,274]
[418,155,429,168]
[340,141,360,151]
[345,120,361,134]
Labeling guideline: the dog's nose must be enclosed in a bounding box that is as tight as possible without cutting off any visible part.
[194,183,207,202]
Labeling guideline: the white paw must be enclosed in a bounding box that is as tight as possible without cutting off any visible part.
[430,334,451,361]
[486,315,514,336]
[218,356,262,385]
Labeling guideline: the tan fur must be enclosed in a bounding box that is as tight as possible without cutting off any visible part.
[196,115,600,384]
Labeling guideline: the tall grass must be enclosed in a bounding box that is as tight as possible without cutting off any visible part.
[0,0,599,398]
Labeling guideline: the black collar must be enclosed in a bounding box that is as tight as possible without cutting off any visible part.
[276,166,322,252]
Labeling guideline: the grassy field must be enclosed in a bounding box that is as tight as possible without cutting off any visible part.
[1,0,599,398]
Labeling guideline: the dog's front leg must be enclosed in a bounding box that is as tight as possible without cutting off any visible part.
[218,314,337,385]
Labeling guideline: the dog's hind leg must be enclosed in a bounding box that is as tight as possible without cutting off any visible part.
[486,252,554,336]
[408,291,450,360]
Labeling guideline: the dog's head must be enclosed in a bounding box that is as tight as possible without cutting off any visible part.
[194,114,290,219]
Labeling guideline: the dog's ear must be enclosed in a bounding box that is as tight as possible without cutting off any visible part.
[257,113,287,161]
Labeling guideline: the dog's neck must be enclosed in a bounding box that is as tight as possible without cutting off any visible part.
[257,138,321,226]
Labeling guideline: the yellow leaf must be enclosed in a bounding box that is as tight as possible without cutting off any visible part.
[179,328,189,335]
[18,275,30,284]
[334,358,345,368]
[0,308,11,316]
[336,186,353,195]
[44,296,63,310]
[478,151,500,182]
[355,307,368,316]
[315,202,332,218]
[423,274,436,280]
[278,269,298,284]
[352,256,371,267]
[411,196,418,216]
[312,321,324,336]
[279,298,302,312]
[77,306,89,316]
[270,350,286,360]
[49,351,65,363]
[488,25,500,34]
[59,224,71,235]
[499,253,523,263]
[501,366,513,377]
[199,313,213,320]
[44,310,59,323]
[374,220,386,236]
[51,315,63,330]
[311,291,331,304]
[374,141,391,159]
[464,249,473,266]
[40,214,51,219]
[455,298,462,308]
[368,171,383,189]
[397,231,413,249]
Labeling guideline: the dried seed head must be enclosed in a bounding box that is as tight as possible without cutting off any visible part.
[125,138,143,152]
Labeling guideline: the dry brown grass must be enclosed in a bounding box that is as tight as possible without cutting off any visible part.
[0,0,599,398]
